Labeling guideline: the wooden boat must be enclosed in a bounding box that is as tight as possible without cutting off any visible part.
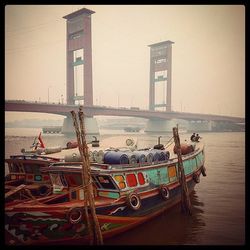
[5,139,206,245]
[5,135,109,200]
[124,126,141,132]
[5,154,61,202]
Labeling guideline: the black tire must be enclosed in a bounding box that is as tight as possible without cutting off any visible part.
[67,207,83,224]
[38,185,51,196]
[193,173,200,183]
[159,185,170,200]
[126,192,141,211]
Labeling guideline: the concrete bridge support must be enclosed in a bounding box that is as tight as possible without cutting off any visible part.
[144,118,187,133]
[62,115,100,136]
[187,120,213,132]
[211,120,244,132]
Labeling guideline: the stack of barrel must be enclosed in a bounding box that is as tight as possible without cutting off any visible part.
[65,148,170,165]
[102,149,170,165]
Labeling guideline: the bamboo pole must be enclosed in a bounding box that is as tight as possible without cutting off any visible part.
[172,126,192,215]
[70,107,103,245]
[70,110,93,244]
[78,107,103,245]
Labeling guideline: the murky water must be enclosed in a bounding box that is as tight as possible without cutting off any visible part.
[5,128,245,245]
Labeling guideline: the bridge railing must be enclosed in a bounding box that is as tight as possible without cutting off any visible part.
[5,99,67,105]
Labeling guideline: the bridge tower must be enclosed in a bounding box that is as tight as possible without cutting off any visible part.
[145,40,176,133]
[149,40,174,112]
[62,8,99,135]
[63,8,94,106]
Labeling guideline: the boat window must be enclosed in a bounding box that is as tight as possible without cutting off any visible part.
[92,176,102,189]
[9,163,20,173]
[50,173,68,190]
[95,175,117,190]
[64,173,82,187]
[168,165,177,182]
[60,174,68,187]
[114,175,126,189]
[137,172,145,185]
[23,164,41,174]
[126,173,138,187]
[71,191,77,200]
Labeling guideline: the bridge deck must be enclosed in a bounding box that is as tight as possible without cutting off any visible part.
[5,101,245,123]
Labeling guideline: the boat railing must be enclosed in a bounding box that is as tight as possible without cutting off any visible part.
[8,154,61,162]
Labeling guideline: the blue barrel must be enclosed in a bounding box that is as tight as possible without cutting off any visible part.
[145,152,154,163]
[133,151,146,164]
[150,149,170,162]
[150,150,160,162]
[104,151,129,164]
[158,150,170,161]
[126,152,137,164]
[159,151,167,161]
[139,150,154,163]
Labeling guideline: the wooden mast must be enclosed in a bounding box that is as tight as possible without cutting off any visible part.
[70,107,103,245]
[172,126,192,215]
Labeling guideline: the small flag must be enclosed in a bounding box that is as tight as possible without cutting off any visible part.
[38,132,45,148]
[32,132,45,149]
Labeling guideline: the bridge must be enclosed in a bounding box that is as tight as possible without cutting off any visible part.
[5,8,245,133]
[5,100,244,123]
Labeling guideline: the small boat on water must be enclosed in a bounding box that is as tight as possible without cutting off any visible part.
[4,135,138,200]
[5,134,206,245]
[124,127,141,132]
[5,154,60,201]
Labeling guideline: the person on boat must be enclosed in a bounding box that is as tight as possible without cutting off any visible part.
[194,134,201,142]
[190,133,196,142]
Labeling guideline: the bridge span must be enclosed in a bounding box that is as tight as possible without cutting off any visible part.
[5,100,245,123]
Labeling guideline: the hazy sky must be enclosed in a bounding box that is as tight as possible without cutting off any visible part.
[5,5,245,122]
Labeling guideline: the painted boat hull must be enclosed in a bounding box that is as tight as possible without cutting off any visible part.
[5,170,201,245]
[5,142,205,245]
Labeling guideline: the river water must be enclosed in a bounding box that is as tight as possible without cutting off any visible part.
[4,128,245,245]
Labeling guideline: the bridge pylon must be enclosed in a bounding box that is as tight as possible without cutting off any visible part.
[62,8,98,135]
[146,40,174,133]
[148,40,174,112]
[63,8,95,106]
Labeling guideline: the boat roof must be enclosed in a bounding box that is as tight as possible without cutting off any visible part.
[7,134,204,169]
[44,135,139,159]
[42,142,204,174]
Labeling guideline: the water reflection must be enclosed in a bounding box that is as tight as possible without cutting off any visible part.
[105,190,206,245]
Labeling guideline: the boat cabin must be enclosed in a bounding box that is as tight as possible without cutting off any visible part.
[38,143,204,205]
[5,154,61,199]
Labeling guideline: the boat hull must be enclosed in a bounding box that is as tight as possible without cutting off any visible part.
[5,171,200,245]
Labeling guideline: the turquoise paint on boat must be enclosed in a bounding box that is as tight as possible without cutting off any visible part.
[183,159,193,175]
[196,151,204,166]
[99,191,120,199]
[145,167,168,185]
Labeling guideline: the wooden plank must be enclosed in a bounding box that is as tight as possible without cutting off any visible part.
[5,184,26,199]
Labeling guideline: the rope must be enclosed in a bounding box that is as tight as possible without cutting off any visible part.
[81,180,93,190]
[164,136,174,148]
[71,108,103,245]
[165,136,174,145]
[165,139,175,149]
